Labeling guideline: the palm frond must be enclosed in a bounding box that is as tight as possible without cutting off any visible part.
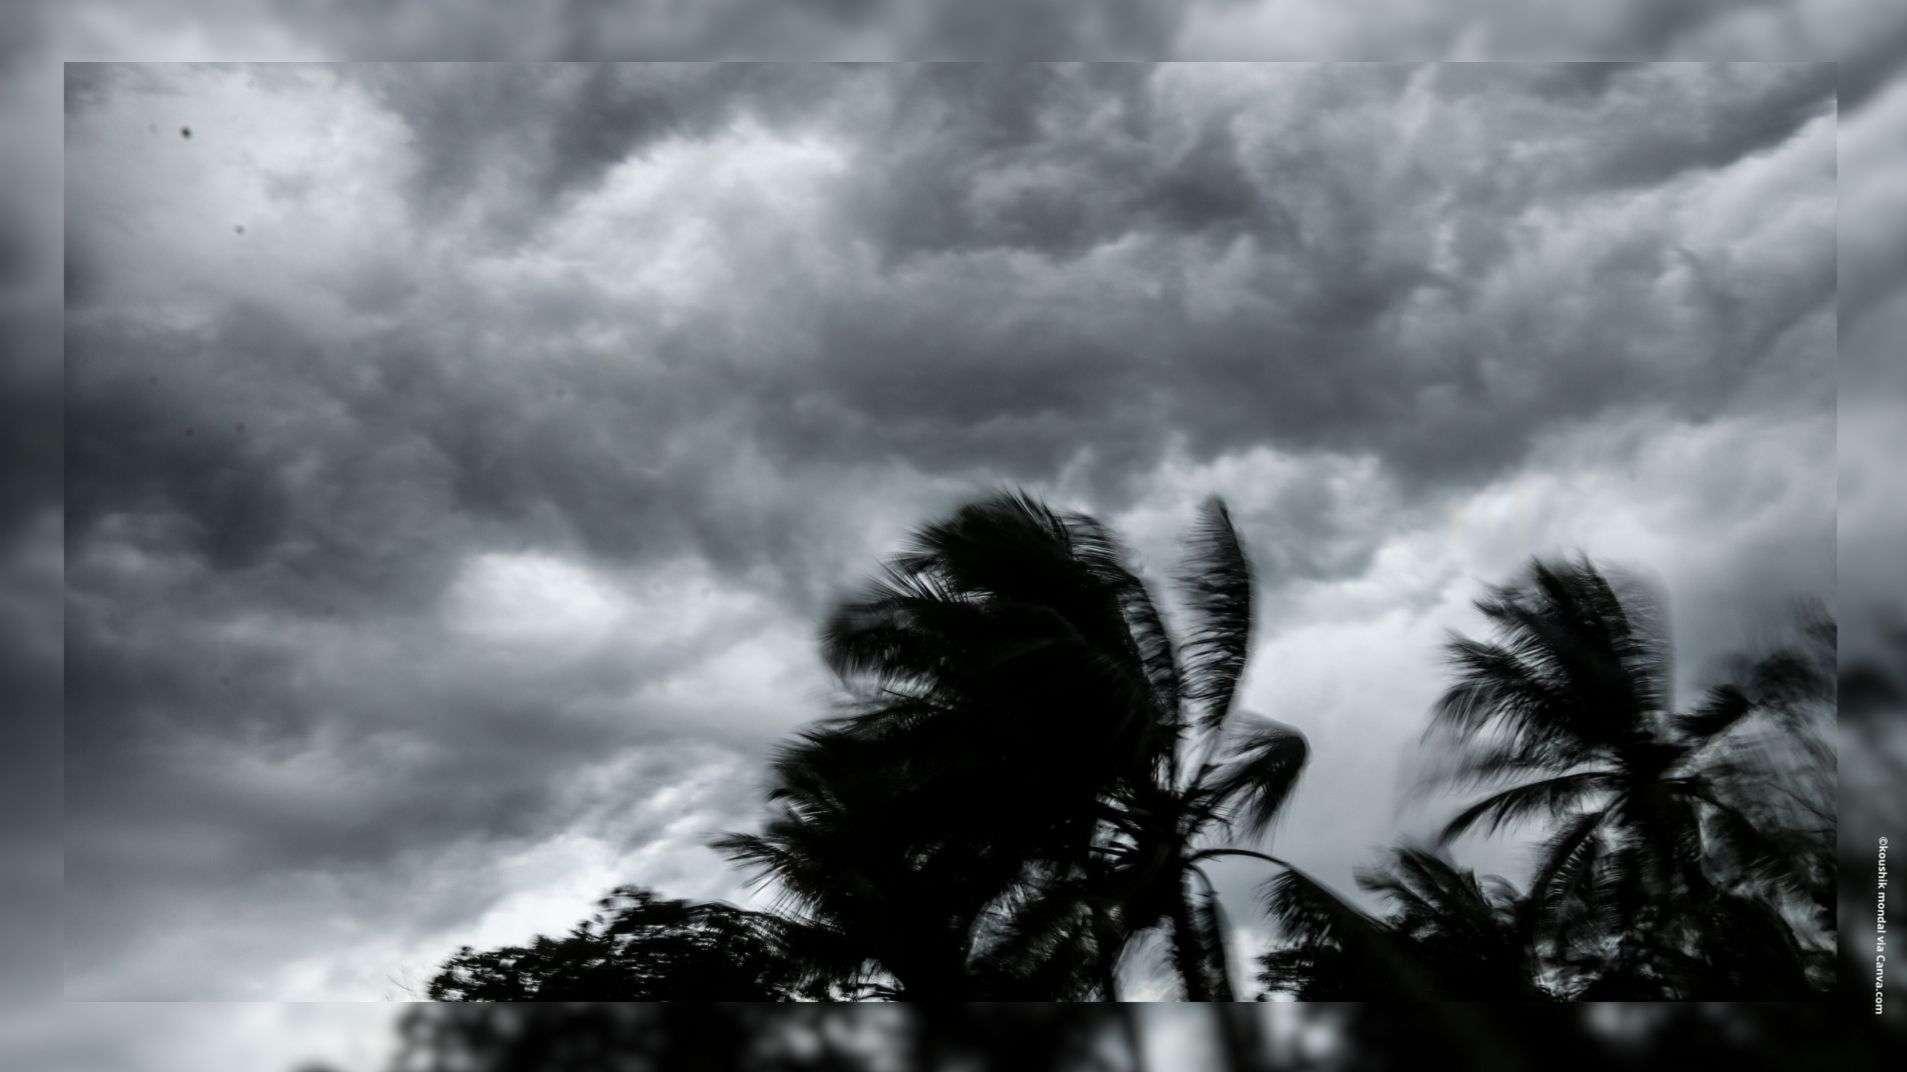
[1438,558,1672,766]
[1675,683,1753,741]
[1437,769,1618,843]
[1258,864,1454,1001]
[1259,865,1380,948]
[1179,497,1254,730]
[1205,720,1308,839]
[1524,808,1612,918]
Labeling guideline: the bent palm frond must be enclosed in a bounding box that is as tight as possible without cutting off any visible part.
[1205,720,1308,839]
[1437,769,1619,843]
[1180,497,1253,730]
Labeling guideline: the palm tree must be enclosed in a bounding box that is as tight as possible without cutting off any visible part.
[1254,846,1544,1000]
[718,491,1309,999]
[713,723,1111,999]
[1356,845,1547,998]
[1419,557,1832,997]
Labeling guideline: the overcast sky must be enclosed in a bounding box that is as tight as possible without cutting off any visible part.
[58,61,1843,1000]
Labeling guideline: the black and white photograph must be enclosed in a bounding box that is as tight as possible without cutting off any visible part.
[5,2,1907,1068]
[63,59,1839,1002]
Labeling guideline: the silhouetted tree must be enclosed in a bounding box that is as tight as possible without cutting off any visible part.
[716,721,1110,999]
[384,1004,1137,1072]
[427,885,811,1000]
[1417,558,1833,997]
[1254,845,1545,1000]
[360,1001,1907,1072]
[719,492,1308,1000]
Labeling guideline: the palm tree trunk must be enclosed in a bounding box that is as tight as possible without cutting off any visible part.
[1168,888,1214,1001]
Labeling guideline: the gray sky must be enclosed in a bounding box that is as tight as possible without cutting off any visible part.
[60,60,1840,1000]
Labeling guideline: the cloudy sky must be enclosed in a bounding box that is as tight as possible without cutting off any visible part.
[58,60,1843,1000]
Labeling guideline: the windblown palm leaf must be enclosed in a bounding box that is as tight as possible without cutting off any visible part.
[1202,720,1309,839]
[1180,499,1253,730]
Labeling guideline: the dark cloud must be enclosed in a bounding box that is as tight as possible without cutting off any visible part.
[350,64,872,244]
[286,0,1184,61]
[720,63,1836,494]
[1424,62,1835,190]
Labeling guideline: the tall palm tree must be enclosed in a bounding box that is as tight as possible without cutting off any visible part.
[718,491,1309,999]
[1420,557,1832,997]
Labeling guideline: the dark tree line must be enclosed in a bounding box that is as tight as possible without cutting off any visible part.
[428,887,813,1000]
[311,1003,1900,1072]
[429,492,1836,1003]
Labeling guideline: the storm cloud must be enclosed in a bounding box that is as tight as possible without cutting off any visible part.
[60,61,1837,998]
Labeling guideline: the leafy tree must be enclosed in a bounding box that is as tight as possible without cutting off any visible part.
[427,885,811,1001]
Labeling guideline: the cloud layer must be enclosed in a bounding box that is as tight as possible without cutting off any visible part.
[61,61,1836,998]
